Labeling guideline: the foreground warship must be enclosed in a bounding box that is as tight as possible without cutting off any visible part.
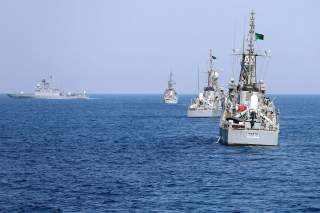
[8,78,88,100]
[187,49,224,117]
[219,12,279,146]
[163,72,178,104]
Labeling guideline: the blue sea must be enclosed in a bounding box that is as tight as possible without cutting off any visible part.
[0,94,319,212]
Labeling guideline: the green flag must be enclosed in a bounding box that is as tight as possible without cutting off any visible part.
[255,33,264,40]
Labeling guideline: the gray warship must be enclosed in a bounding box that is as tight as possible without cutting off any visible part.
[219,12,279,146]
[8,78,88,100]
[163,72,178,104]
[187,49,224,117]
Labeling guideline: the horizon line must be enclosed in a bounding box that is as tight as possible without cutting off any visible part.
[1,93,320,96]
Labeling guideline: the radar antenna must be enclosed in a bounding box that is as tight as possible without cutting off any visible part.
[239,11,257,88]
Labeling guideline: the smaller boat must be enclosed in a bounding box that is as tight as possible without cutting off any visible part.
[187,49,224,117]
[7,78,89,100]
[163,72,178,104]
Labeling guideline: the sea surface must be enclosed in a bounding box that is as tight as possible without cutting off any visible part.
[0,94,319,212]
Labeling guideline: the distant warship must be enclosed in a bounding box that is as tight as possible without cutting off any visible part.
[163,72,178,104]
[219,12,279,146]
[8,78,88,100]
[187,49,224,117]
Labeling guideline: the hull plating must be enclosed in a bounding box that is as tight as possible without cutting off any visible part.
[219,127,279,146]
[187,108,221,117]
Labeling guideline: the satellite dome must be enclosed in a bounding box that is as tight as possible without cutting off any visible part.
[214,72,219,79]
[211,71,219,80]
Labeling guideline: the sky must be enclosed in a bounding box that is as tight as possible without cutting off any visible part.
[0,0,319,94]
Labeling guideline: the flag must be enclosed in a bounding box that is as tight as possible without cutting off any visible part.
[255,33,264,40]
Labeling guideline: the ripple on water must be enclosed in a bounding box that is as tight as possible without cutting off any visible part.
[0,95,319,212]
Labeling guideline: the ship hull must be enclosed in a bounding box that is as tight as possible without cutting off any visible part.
[8,94,88,100]
[32,96,88,100]
[7,94,33,99]
[164,99,178,104]
[187,108,221,117]
[219,127,279,146]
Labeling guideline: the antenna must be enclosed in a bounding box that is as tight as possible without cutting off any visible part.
[239,34,245,83]
[231,21,237,79]
[168,71,175,89]
[208,49,216,87]
[239,11,258,86]
[242,34,245,55]
[248,10,256,54]
[197,65,200,94]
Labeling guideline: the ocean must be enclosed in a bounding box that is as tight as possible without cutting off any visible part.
[0,94,319,212]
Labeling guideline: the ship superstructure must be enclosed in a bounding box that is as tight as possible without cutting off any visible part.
[219,12,279,146]
[163,72,178,104]
[187,49,224,117]
[8,78,88,99]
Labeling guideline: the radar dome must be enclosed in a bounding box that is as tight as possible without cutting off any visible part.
[211,71,219,79]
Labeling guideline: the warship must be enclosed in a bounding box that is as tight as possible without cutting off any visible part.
[187,49,224,117]
[7,78,88,100]
[163,72,178,104]
[219,12,279,146]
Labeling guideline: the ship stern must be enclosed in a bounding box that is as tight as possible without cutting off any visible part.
[219,127,279,146]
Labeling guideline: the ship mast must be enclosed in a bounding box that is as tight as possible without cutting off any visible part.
[168,72,174,89]
[197,65,200,94]
[208,49,214,88]
[239,11,257,89]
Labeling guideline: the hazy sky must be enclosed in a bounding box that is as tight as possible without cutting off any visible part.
[0,0,319,94]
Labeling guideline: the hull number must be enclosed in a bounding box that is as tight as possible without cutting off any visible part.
[247,132,259,138]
